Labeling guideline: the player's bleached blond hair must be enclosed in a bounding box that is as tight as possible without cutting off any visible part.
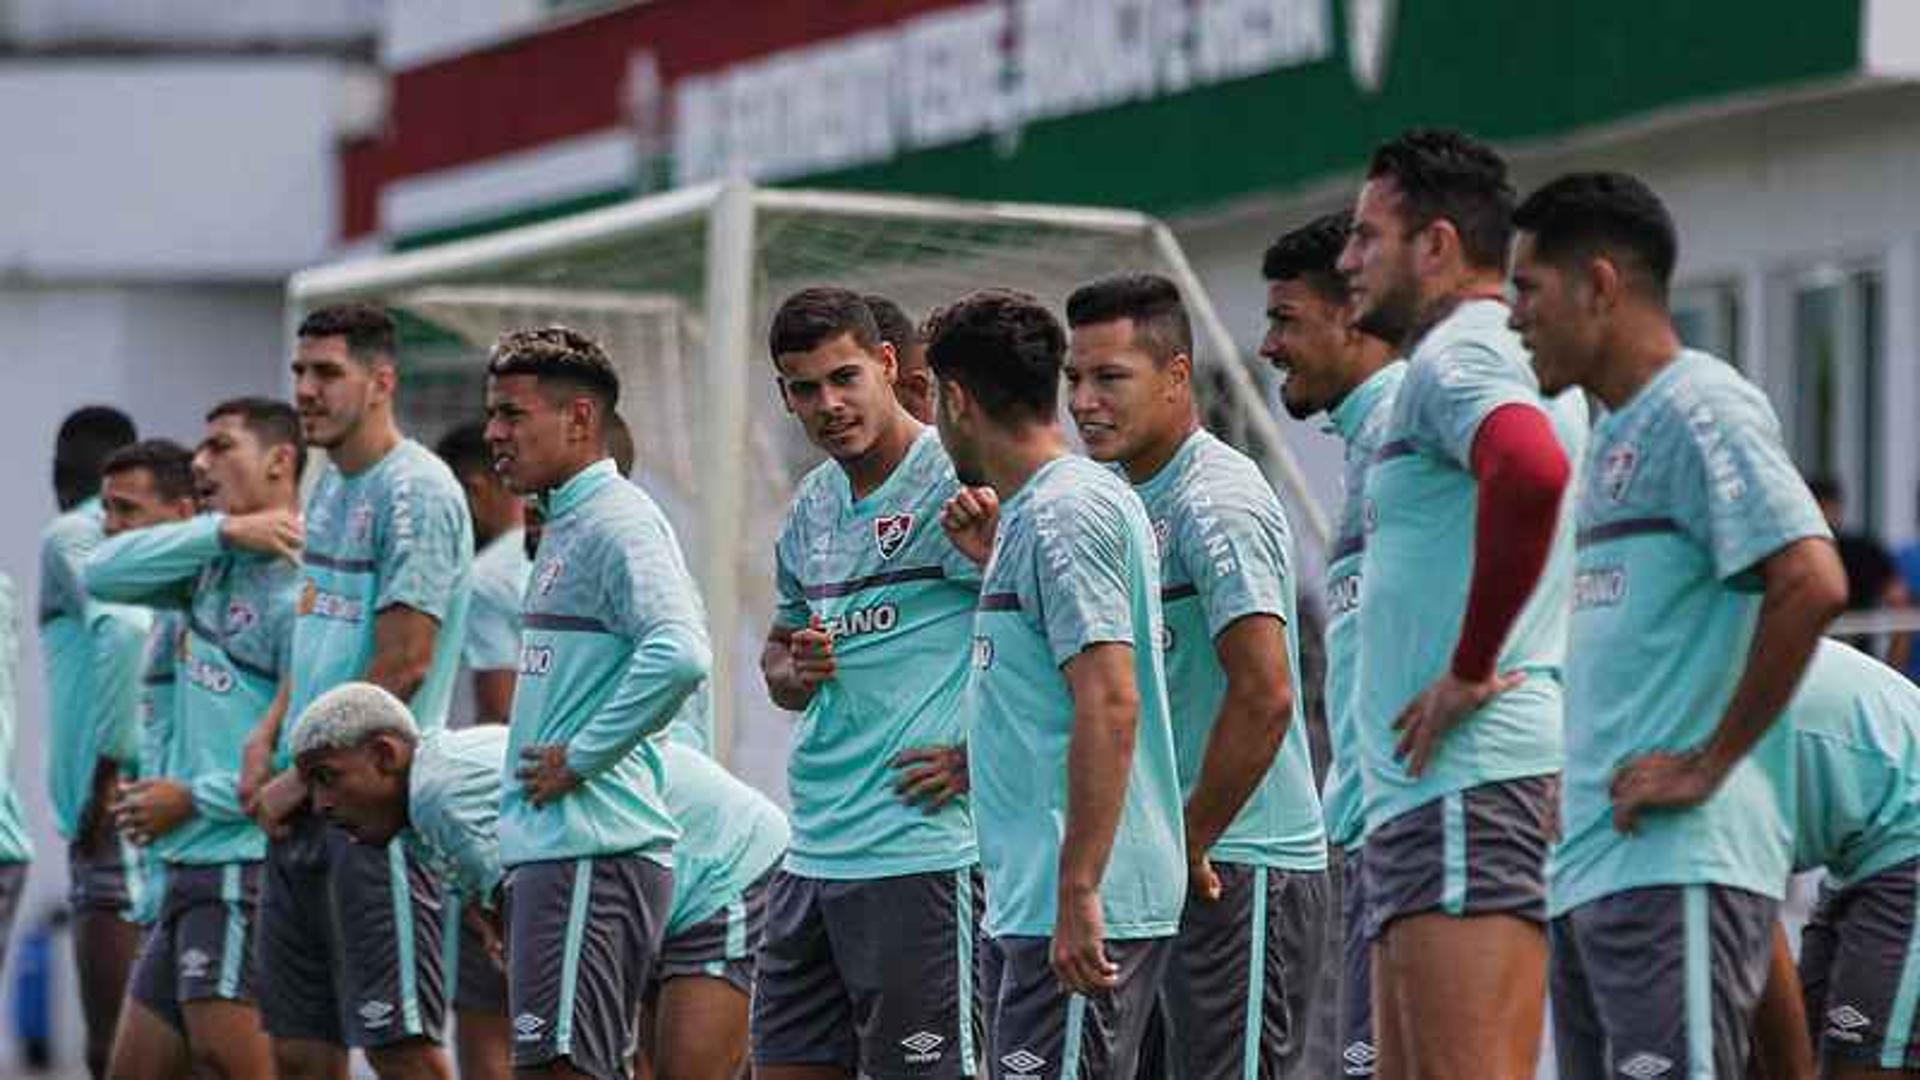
[290,681,420,759]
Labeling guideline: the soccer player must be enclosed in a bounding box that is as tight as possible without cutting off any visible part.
[39,404,148,1080]
[865,294,935,424]
[1060,273,1328,1078]
[0,572,35,970]
[485,327,710,1080]
[245,305,473,1080]
[437,420,528,728]
[1334,129,1586,1080]
[89,404,307,1080]
[1259,211,1403,1080]
[927,290,1184,1079]
[755,287,982,1080]
[1509,171,1846,1078]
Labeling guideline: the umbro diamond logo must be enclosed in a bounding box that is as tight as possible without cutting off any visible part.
[357,1001,394,1028]
[1001,1048,1046,1078]
[179,948,212,980]
[514,1014,546,1041]
[1828,1004,1871,1042]
[1343,1040,1377,1075]
[900,1030,944,1063]
[1618,1052,1673,1079]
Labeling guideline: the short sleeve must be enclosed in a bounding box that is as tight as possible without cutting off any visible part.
[375,472,471,621]
[1177,488,1291,639]
[773,515,811,630]
[1034,492,1139,667]
[463,574,523,671]
[1408,342,1541,468]
[1672,391,1831,581]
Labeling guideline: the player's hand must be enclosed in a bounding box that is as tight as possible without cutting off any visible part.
[1186,851,1223,903]
[220,509,304,562]
[787,617,837,691]
[1051,886,1118,994]
[238,728,276,812]
[890,744,969,812]
[1610,750,1722,834]
[112,779,194,845]
[1392,670,1526,778]
[517,745,583,807]
[940,487,1000,567]
[253,769,309,841]
[463,903,507,973]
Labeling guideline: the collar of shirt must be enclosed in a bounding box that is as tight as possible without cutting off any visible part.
[1328,360,1405,442]
[542,458,620,521]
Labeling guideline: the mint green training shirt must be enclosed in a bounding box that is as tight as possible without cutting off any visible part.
[1552,350,1829,915]
[499,460,710,868]
[1126,430,1325,871]
[283,440,473,767]
[1320,362,1405,853]
[1787,639,1920,890]
[39,498,150,839]
[772,427,979,879]
[1356,300,1586,832]
[968,455,1185,940]
[87,513,300,866]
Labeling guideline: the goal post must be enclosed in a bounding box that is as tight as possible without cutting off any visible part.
[287,180,1328,786]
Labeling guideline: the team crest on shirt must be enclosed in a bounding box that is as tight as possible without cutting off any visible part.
[225,601,258,636]
[873,513,913,561]
[1600,443,1640,503]
[535,557,565,596]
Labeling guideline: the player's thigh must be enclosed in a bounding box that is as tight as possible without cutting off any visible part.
[820,869,981,1077]
[181,999,274,1080]
[1378,910,1546,1080]
[106,999,191,1080]
[1813,859,1920,1075]
[652,975,749,1080]
[455,1009,514,1080]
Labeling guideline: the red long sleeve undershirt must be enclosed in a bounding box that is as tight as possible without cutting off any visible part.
[1451,403,1572,681]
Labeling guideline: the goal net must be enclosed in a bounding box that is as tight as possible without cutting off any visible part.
[287,181,1326,795]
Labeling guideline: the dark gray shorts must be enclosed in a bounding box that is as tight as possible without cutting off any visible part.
[1338,847,1376,1078]
[131,863,259,1032]
[0,862,28,972]
[1362,775,1557,940]
[440,893,508,1016]
[1158,862,1330,1080]
[68,834,139,915]
[505,854,672,1080]
[254,814,447,1048]
[654,866,774,997]
[751,867,983,1078]
[1800,857,1920,1070]
[982,935,1168,1080]
[1550,883,1775,1080]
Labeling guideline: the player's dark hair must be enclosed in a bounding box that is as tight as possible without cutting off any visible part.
[53,405,138,510]
[434,420,492,482]
[1807,474,1842,504]
[924,290,1066,425]
[297,304,396,366]
[1262,212,1353,305]
[208,396,308,482]
[102,439,196,503]
[605,410,635,476]
[863,295,922,366]
[1064,273,1192,365]
[1512,172,1678,301]
[1367,128,1515,272]
[488,326,621,417]
[768,287,879,359]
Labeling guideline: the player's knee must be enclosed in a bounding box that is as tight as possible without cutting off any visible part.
[364,1039,452,1080]
[270,1043,342,1080]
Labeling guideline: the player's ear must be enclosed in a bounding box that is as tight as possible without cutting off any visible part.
[1165,351,1193,395]
[1586,255,1622,313]
[875,340,899,383]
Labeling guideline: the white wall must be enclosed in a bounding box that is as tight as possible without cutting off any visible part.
[3,0,379,49]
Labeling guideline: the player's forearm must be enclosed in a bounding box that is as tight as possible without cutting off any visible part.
[83,515,221,607]
[362,641,433,702]
[567,624,712,777]
[1699,539,1845,779]
[1184,683,1292,857]
[1059,687,1138,897]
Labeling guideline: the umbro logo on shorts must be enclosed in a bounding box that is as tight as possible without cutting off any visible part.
[1828,1004,1871,1042]
[1342,1040,1377,1075]
[357,1001,394,1029]
[514,1014,546,1041]
[1000,1048,1046,1078]
[179,948,212,980]
[1617,1052,1673,1079]
[900,1031,944,1064]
